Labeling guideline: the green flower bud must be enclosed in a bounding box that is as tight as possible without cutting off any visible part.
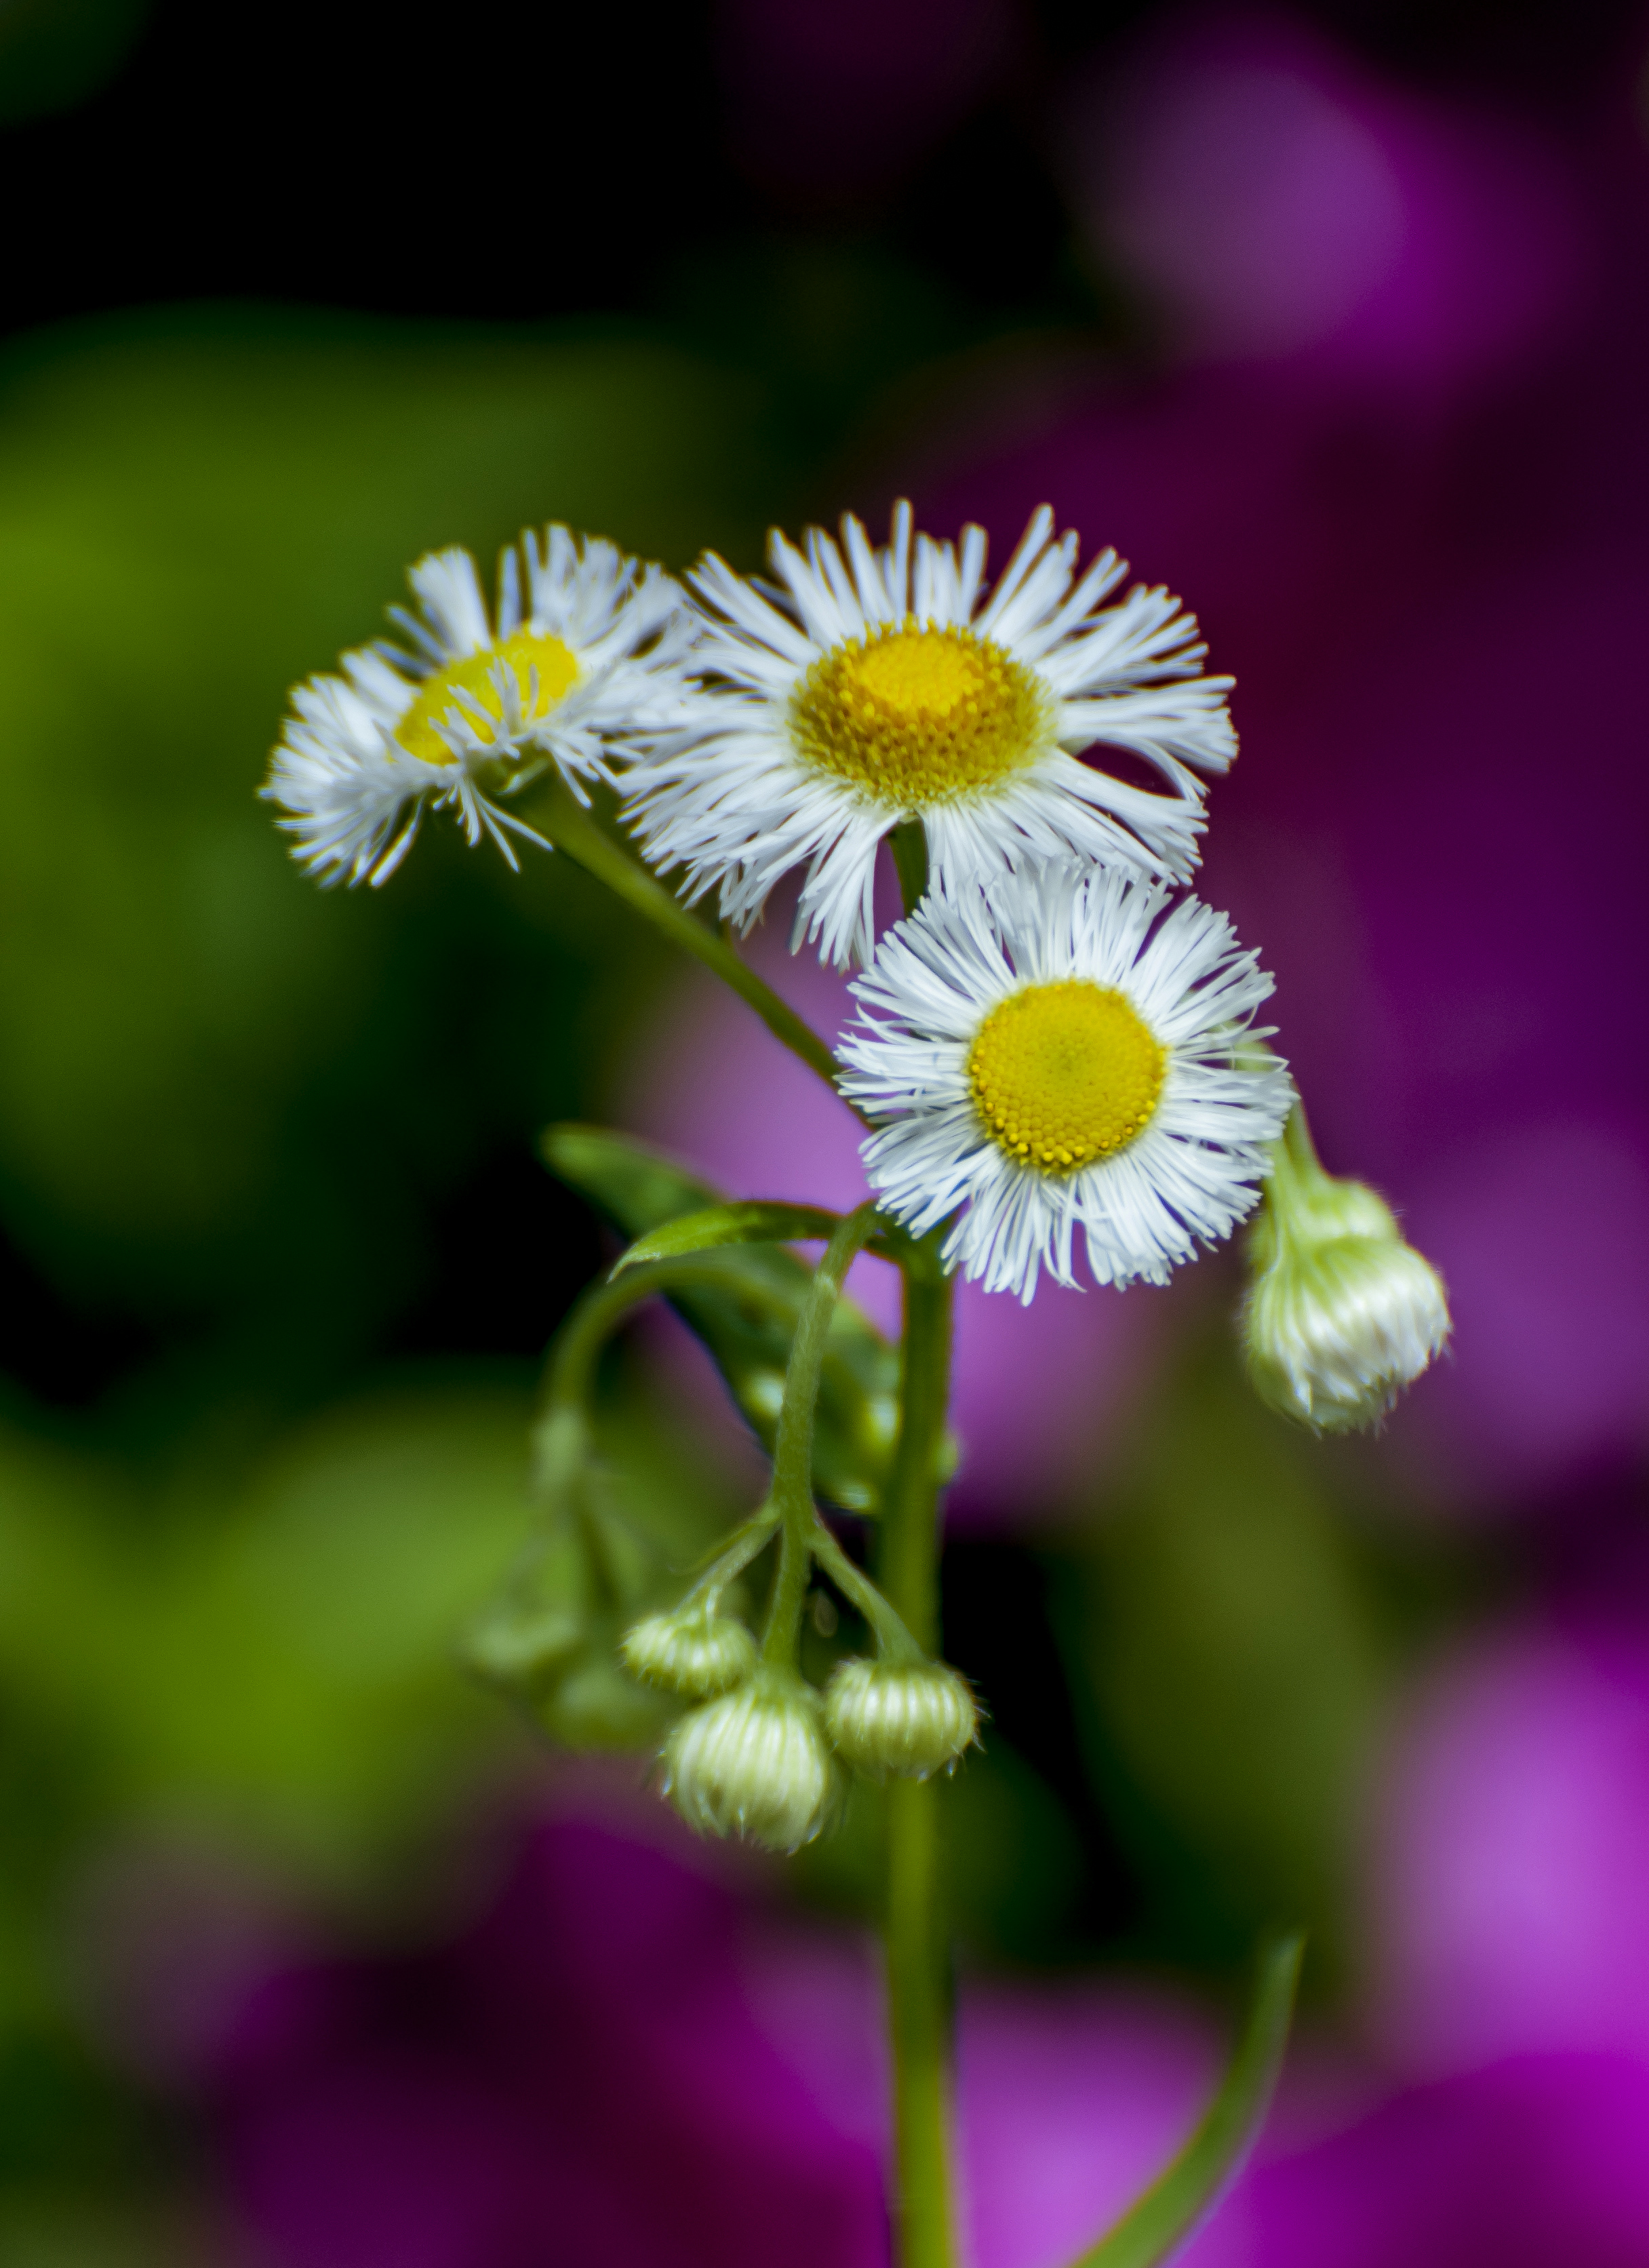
[823,1656,980,1779]
[460,1522,591,1698]
[538,1640,671,1751]
[1244,1112,1450,1434]
[661,1671,840,1852]
[620,1604,759,1700]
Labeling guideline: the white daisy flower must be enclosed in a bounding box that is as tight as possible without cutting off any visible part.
[623,500,1235,966]
[838,862,1293,1301]
[263,526,696,886]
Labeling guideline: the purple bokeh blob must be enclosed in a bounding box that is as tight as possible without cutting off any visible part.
[1065,8,1591,389]
[1370,1620,1649,2078]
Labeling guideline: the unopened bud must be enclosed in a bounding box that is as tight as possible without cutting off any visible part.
[1244,1115,1449,1433]
[824,1657,979,1779]
[661,1671,840,1852]
[621,1604,758,1700]
[539,1639,670,1751]
[461,1521,591,1697]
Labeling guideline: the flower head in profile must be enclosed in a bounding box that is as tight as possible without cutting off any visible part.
[839,861,1292,1301]
[624,500,1236,966]
[1244,1111,1450,1431]
[264,527,694,886]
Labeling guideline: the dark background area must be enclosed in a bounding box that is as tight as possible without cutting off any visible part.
[7,0,1640,338]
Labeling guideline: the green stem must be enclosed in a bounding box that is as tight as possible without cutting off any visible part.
[886,1776,949,2268]
[761,1203,880,1671]
[808,1519,923,1665]
[528,779,853,1109]
[680,1507,780,1603]
[877,1260,957,2268]
[1280,1099,1319,1178]
[879,1267,953,1655]
[532,1254,772,1551]
[1258,1102,1350,1258]
[538,1255,738,1428]
[890,818,930,915]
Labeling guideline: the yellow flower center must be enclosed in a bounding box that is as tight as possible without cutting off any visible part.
[789,619,1051,807]
[968,980,1166,1173]
[395,629,579,764]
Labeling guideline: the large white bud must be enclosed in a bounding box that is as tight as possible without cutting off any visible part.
[824,1657,980,1779]
[661,1672,840,1852]
[1244,1113,1450,1433]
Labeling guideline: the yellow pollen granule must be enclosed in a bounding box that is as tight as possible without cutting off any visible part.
[395,629,579,764]
[789,618,1050,805]
[968,980,1166,1173]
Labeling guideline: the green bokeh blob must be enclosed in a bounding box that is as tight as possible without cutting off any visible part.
[1056,1334,1391,1973]
[0,0,149,125]
[0,307,772,1353]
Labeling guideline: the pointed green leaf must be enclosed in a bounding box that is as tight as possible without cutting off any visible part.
[1070,1930,1303,2268]
[542,1124,917,1517]
[614,1201,850,1275]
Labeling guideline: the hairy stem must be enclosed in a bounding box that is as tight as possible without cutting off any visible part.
[877,1261,957,2268]
[528,780,854,1111]
[761,1204,880,1672]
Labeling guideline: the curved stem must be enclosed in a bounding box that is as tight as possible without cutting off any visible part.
[808,1517,923,1664]
[761,1203,879,1671]
[877,1259,957,2268]
[527,778,857,1113]
[680,1507,781,1601]
[537,1251,740,1421]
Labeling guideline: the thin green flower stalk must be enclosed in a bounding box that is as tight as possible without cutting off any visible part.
[527,778,854,1109]
[761,1203,883,1673]
[1244,1105,1450,1433]
[877,1256,960,2268]
[464,1254,757,1745]
[658,1206,878,1851]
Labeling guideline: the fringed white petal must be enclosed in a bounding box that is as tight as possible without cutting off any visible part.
[624,500,1237,966]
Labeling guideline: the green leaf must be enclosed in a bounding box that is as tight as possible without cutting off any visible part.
[543,1124,910,1516]
[614,1201,850,1274]
[1070,1930,1303,2268]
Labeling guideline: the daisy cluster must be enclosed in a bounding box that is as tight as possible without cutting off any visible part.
[264,504,1304,1307]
